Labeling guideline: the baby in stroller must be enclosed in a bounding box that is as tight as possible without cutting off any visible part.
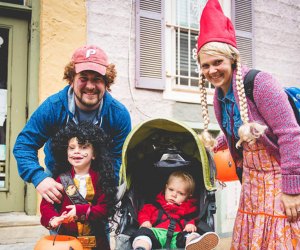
[117,123,218,250]
[131,171,219,250]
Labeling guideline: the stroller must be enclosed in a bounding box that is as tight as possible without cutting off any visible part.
[116,118,217,249]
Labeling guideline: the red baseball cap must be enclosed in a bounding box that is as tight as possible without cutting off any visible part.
[71,45,109,75]
[197,0,237,53]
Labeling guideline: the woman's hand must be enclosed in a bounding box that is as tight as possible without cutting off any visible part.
[281,193,300,222]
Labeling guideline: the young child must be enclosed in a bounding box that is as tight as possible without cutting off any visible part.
[131,171,219,250]
[40,122,118,250]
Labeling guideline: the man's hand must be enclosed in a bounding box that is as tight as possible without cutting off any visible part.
[36,177,63,204]
[183,223,197,232]
[281,193,300,222]
[140,221,152,228]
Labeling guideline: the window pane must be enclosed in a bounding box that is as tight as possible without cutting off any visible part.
[176,30,189,86]
[175,0,208,88]
[175,29,199,86]
[191,79,199,87]
[177,0,207,28]
[190,32,199,78]
[177,0,189,27]
[176,31,188,78]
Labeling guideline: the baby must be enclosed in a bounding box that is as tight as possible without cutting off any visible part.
[131,170,219,250]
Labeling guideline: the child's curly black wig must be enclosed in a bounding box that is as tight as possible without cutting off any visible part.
[51,121,118,226]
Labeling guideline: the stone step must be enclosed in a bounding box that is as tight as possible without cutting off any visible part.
[0,212,48,246]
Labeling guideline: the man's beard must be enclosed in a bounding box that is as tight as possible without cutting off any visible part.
[74,90,102,108]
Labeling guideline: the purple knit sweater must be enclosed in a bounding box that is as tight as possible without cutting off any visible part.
[214,66,300,194]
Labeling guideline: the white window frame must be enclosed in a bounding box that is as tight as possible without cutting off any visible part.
[163,0,231,104]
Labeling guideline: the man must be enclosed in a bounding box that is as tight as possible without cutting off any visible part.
[13,45,131,205]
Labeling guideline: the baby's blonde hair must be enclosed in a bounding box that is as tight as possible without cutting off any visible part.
[167,171,195,196]
[198,42,267,149]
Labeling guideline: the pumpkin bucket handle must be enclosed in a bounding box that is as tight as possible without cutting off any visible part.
[53,223,62,245]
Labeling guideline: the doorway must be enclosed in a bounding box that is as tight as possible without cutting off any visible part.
[0,16,29,212]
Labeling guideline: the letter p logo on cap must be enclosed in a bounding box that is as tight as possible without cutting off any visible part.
[86,49,96,58]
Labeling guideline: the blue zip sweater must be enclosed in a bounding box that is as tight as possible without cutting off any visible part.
[13,85,131,187]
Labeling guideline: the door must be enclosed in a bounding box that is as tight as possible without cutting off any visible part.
[0,16,28,212]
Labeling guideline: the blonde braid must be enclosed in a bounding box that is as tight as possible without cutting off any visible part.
[235,59,267,148]
[199,74,216,149]
[235,60,249,124]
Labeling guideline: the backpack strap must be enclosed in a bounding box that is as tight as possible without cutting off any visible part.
[243,69,261,103]
[244,70,300,125]
[60,172,88,205]
[284,87,300,124]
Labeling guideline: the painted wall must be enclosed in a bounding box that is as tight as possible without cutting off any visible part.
[36,0,87,213]
[254,0,300,87]
[39,0,87,102]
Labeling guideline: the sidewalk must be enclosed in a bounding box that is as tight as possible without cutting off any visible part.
[0,238,232,250]
[0,212,47,249]
[0,212,232,249]
[0,243,35,250]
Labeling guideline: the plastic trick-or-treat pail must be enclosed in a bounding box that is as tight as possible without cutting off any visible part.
[34,235,83,250]
[214,149,239,182]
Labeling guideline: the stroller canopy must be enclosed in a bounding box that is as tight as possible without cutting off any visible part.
[119,118,216,192]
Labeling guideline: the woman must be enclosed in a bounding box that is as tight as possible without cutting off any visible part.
[197,0,300,249]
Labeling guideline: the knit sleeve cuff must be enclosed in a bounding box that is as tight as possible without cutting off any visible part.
[213,135,228,153]
[282,175,300,194]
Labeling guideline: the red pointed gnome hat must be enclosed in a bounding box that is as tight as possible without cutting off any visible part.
[197,0,237,53]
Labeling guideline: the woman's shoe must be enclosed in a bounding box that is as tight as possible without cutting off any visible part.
[185,232,220,250]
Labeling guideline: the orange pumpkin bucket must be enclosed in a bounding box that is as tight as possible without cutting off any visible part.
[34,235,83,250]
[214,149,239,182]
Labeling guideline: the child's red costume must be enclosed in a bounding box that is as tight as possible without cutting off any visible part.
[138,192,198,231]
[40,167,110,250]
